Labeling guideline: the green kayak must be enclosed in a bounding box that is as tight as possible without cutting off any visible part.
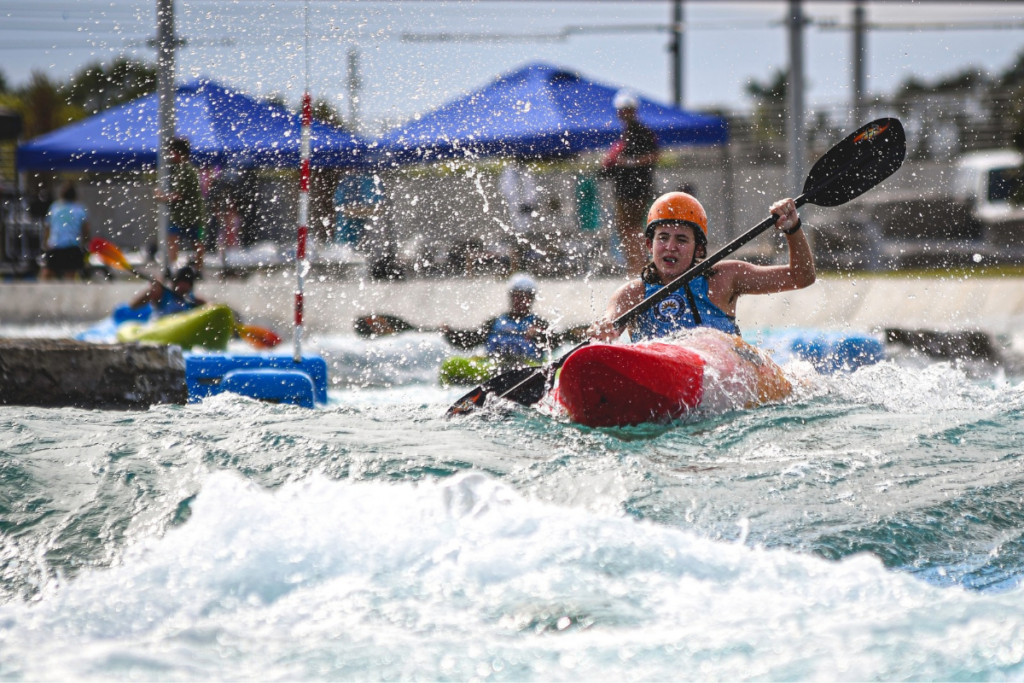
[117,304,235,350]
[439,356,493,386]
[439,355,541,387]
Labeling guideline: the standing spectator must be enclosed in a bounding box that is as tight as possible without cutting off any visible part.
[603,90,659,276]
[334,169,383,248]
[236,168,262,247]
[206,167,242,256]
[498,159,539,272]
[40,181,89,281]
[155,137,206,273]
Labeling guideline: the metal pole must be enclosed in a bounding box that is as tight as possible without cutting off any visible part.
[670,0,684,108]
[786,0,806,195]
[156,0,175,276]
[852,0,867,127]
[295,1,311,363]
[347,47,360,132]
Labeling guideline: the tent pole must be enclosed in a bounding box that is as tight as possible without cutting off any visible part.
[156,0,175,276]
[786,0,806,198]
[295,0,311,363]
[852,0,867,127]
[670,0,684,108]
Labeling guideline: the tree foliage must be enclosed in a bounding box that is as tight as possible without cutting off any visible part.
[745,69,787,104]
[64,57,157,114]
[744,69,788,141]
[0,70,84,139]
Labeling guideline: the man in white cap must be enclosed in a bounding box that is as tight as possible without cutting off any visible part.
[603,89,660,276]
[441,273,556,367]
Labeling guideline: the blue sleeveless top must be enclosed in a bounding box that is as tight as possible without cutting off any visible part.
[486,313,545,361]
[632,276,739,340]
[155,288,200,316]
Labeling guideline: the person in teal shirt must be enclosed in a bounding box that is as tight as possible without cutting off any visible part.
[41,181,90,281]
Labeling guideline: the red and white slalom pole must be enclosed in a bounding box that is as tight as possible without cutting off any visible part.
[295,91,311,363]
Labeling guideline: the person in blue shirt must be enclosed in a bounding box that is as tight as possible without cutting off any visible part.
[442,273,566,367]
[334,171,384,247]
[589,192,815,342]
[41,181,90,281]
[129,266,206,317]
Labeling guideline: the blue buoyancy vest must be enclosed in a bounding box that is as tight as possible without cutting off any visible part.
[632,276,739,340]
[155,288,200,316]
[486,313,545,361]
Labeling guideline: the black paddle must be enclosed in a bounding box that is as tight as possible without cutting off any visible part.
[354,313,436,338]
[447,118,907,417]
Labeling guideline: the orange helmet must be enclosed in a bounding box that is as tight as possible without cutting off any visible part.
[645,192,708,243]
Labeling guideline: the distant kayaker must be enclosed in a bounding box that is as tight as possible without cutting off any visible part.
[129,266,206,317]
[441,273,556,365]
[589,192,815,342]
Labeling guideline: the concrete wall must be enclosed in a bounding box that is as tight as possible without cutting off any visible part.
[5,275,1024,335]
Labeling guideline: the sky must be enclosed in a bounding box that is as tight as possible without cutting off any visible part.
[2,1,1024,133]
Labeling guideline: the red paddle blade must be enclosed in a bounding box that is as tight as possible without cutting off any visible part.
[236,324,282,349]
[88,237,132,272]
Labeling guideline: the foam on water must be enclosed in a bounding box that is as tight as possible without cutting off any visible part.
[3,471,1024,681]
[309,332,456,388]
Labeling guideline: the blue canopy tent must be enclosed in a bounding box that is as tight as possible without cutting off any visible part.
[17,79,372,171]
[378,63,728,164]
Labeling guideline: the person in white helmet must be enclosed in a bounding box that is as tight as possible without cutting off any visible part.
[441,273,559,366]
[603,89,660,276]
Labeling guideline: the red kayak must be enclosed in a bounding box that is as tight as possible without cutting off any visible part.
[552,332,792,427]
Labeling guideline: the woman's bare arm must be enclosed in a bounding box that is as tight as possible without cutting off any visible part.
[718,198,816,300]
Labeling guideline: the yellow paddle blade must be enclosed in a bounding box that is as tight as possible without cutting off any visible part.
[88,237,132,272]
[236,323,282,349]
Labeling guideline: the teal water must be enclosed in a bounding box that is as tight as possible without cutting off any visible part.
[1,334,1024,679]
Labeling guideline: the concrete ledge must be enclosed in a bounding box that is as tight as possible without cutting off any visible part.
[2,275,1024,335]
[0,339,187,409]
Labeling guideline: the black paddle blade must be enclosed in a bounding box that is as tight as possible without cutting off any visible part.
[354,313,415,338]
[803,117,906,207]
[446,366,545,417]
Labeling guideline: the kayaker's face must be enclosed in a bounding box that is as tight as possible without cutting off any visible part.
[510,290,535,316]
[648,225,700,280]
[172,280,192,295]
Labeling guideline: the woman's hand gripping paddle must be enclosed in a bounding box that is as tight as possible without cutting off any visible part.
[88,238,282,349]
[446,117,907,417]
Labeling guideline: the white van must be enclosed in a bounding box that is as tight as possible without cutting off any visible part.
[953,150,1024,226]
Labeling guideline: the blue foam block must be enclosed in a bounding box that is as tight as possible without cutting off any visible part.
[185,354,328,404]
[745,329,885,374]
[220,369,316,408]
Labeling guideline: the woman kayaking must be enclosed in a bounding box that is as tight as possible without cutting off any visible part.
[562,191,815,422]
[588,192,815,342]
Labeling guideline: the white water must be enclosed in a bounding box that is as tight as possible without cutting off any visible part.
[2,471,1024,681]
